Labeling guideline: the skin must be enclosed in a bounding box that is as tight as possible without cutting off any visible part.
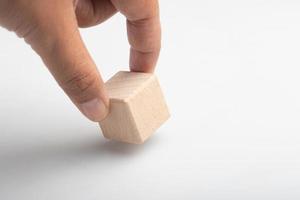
[0,0,161,121]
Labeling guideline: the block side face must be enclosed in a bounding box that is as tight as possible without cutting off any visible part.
[105,71,154,101]
[128,76,170,142]
[99,101,142,144]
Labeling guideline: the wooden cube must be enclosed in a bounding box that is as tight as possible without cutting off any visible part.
[99,71,170,144]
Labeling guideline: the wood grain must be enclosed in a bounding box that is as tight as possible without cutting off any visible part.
[99,71,170,144]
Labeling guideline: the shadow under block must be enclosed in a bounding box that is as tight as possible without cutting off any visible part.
[99,71,170,144]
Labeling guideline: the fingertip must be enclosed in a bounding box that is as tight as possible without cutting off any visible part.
[79,98,109,122]
[129,47,160,73]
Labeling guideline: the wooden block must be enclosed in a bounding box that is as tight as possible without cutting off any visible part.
[99,71,170,144]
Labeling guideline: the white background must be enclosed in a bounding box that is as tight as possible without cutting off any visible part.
[1,0,300,199]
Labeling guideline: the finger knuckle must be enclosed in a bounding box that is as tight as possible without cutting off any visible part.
[62,69,98,101]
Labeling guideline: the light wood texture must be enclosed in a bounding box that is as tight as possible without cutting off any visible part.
[99,71,170,144]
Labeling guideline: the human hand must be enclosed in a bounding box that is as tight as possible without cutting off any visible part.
[0,0,161,121]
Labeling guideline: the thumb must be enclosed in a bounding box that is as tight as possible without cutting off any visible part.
[25,2,109,122]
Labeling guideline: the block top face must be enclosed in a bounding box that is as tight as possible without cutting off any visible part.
[105,71,155,102]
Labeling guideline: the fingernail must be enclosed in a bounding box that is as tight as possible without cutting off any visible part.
[80,98,108,122]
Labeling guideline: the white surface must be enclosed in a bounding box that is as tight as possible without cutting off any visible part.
[1,0,300,199]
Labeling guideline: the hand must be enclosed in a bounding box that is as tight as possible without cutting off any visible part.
[0,0,161,121]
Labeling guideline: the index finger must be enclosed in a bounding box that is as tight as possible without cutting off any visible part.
[111,0,161,72]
